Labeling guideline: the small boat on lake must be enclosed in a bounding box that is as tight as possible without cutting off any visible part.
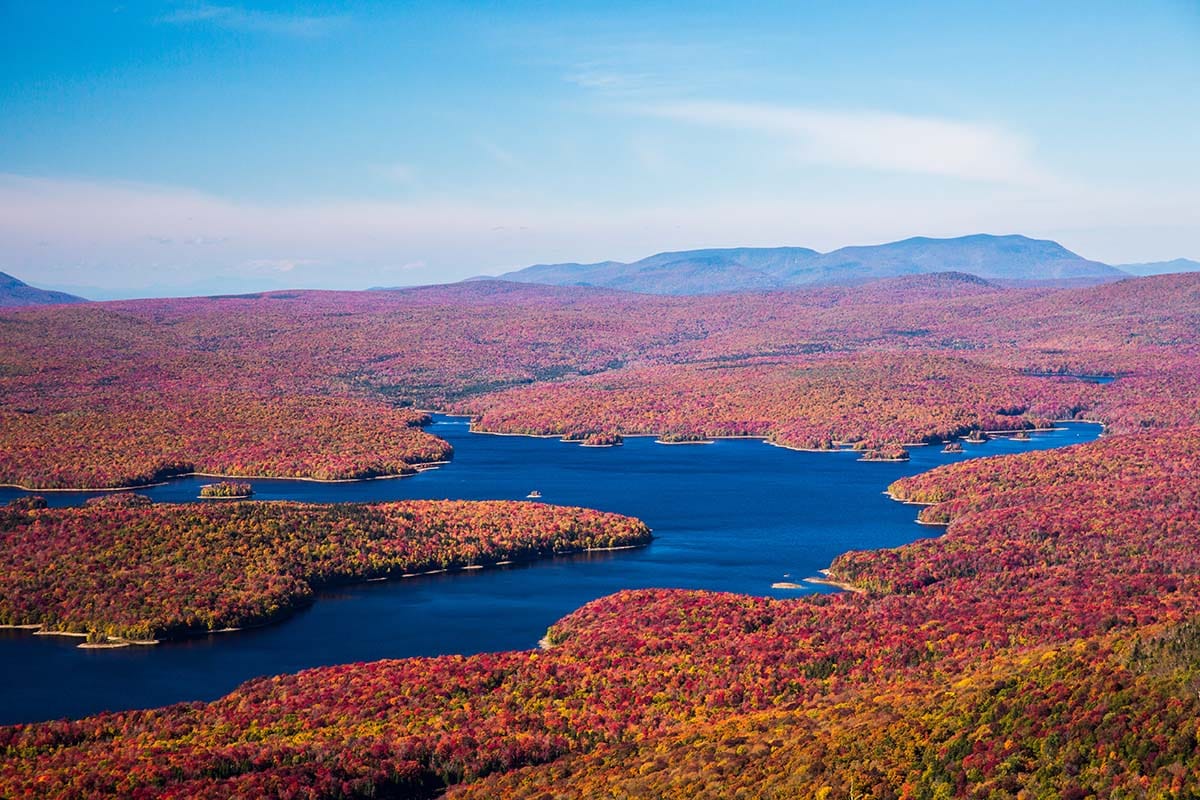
[526,490,542,499]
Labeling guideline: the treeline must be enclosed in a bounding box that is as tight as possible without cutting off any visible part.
[460,354,1090,450]
[0,395,448,489]
[0,498,650,642]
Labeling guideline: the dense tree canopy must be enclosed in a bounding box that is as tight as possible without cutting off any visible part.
[2,274,1199,488]
[2,274,1200,796]
[3,429,1200,797]
[0,499,650,643]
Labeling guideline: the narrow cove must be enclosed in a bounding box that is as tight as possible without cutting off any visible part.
[0,416,1102,724]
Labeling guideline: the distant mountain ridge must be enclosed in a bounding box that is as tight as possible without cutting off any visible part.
[1114,258,1200,277]
[489,234,1133,294]
[0,272,88,307]
[504,246,820,294]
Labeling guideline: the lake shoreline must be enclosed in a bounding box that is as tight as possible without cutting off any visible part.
[0,539,654,650]
[0,416,1100,495]
[0,416,1103,725]
[803,576,868,594]
[456,415,1090,456]
[0,463,452,494]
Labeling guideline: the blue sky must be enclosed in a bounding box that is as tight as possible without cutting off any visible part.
[1,1,1197,297]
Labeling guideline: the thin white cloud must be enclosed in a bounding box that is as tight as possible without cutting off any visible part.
[564,67,665,96]
[161,4,345,37]
[646,101,1053,187]
[0,172,1196,291]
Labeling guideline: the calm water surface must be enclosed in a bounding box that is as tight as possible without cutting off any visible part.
[0,416,1101,724]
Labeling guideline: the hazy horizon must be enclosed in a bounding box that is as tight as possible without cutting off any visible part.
[19,232,1191,301]
[2,1,1198,296]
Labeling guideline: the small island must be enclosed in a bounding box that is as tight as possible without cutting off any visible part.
[199,481,254,499]
[941,441,964,453]
[580,432,623,447]
[655,431,715,445]
[858,444,911,462]
[561,431,625,447]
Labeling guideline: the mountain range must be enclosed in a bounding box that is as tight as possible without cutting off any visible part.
[4,238,1197,305]
[0,272,87,307]
[489,234,1193,295]
[1114,257,1200,277]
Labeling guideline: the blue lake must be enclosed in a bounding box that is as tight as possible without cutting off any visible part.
[0,416,1101,724]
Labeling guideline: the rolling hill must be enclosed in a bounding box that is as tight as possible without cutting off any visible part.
[1114,257,1200,276]
[0,272,87,307]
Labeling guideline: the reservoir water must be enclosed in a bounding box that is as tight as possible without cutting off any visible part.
[0,416,1101,724]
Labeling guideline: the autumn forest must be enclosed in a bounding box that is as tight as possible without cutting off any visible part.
[2,272,1200,797]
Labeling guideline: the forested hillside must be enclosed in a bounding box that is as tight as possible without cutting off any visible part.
[1,274,1199,797]
[2,274,1198,488]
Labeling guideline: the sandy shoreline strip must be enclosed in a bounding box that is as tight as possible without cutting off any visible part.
[461,414,1104,455]
[467,429,563,439]
[6,626,163,649]
[883,489,937,506]
[803,572,868,594]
